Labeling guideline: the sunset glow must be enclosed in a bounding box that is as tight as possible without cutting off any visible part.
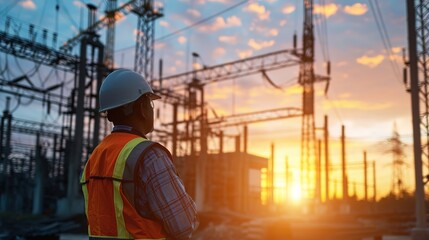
[1,0,416,215]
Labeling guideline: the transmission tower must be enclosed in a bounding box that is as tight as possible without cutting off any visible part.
[104,0,117,69]
[406,0,428,234]
[387,123,407,196]
[413,0,429,180]
[132,0,163,84]
[299,0,316,198]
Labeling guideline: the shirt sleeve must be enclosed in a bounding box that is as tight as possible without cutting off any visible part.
[138,145,199,240]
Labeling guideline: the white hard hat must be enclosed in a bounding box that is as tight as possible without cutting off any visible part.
[99,69,161,112]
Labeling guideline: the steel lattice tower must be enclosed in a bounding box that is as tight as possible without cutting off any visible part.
[133,0,163,84]
[104,0,117,69]
[299,0,316,198]
[415,0,429,180]
[407,0,428,234]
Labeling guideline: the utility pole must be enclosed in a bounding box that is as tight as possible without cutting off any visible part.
[285,156,289,201]
[406,0,429,238]
[364,151,368,202]
[0,97,12,212]
[316,139,321,203]
[324,115,329,202]
[341,125,347,200]
[243,125,248,154]
[64,4,104,215]
[270,143,275,207]
[373,161,376,203]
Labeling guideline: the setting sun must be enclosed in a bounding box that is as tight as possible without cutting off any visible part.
[291,183,302,203]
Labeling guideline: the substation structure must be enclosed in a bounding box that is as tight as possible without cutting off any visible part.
[0,0,332,217]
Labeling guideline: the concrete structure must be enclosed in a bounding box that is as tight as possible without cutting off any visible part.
[175,151,268,213]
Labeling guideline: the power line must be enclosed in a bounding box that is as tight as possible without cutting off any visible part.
[59,0,80,29]
[0,0,19,15]
[320,0,330,61]
[367,0,401,83]
[314,0,330,62]
[115,0,250,53]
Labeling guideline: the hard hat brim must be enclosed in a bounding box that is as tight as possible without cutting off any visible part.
[147,92,161,100]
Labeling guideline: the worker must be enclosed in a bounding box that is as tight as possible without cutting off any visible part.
[80,69,198,240]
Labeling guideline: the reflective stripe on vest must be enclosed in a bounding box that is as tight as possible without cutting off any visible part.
[81,133,167,239]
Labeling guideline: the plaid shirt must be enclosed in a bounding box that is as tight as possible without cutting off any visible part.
[112,125,198,239]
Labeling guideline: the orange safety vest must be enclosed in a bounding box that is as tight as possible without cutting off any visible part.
[80,132,167,239]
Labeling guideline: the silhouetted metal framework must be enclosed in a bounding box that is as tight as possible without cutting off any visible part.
[156,49,301,89]
[60,0,162,83]
[60,0,137,51]
[158,49,301,210]
[65,6,106,207]
[299,0,316,198]
[104,0,117,69]
[10,118,63,138]
[209,107,303,128]
[0,5,107,215]
[414,0,429,178]
[132,0,163,82]
[0,17,78,72]
[407,0,428,232]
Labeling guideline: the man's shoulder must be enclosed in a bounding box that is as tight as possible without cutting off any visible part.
[140,141,173,162]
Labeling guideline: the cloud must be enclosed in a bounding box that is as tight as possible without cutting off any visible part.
[219,35,238,44]
[73,1,85,8]
[154,42,166,49]
[314,3,339,18]
[248,39,275,50]
[392,47,402,54]
[187,9,201,18]
[245,3,270,20]
[282,5,295,14]
[19,0,36,10]
[279,20,287,26]
[178,36,187,44]
[268,28,278,36]
[208,0,230,3]
[71,26,79,35]
[192,63,202,70]
[236,49,253,59]
[389,54,402,63]
[213,47,226,58]
[176,51,185,56]
[133,29,144,36]
[206,83,242,102]
[250,24,279,37]
[199,16,241,31]
[356,54,385,68]
[159,20,169,27]
[169,66,177,74]
[323,100,392,110]
[337,61,348,67]
[344,3,368,16]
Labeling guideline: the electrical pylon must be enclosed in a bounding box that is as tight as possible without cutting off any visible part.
[299,0,316,199]
[133,0,163,84]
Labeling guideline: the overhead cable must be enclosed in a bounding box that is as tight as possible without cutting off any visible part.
[367,0,401,83]
[115,0,250,52]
